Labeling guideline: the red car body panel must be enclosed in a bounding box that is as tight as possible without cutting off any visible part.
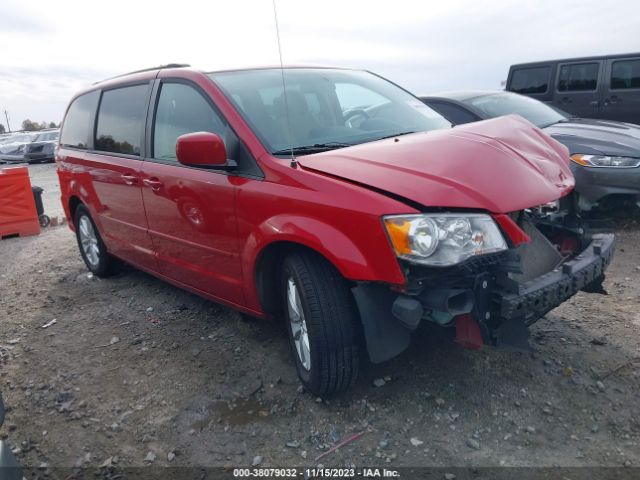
[233,158,415,311]
[56,68,574,319]
[57,149,157,270]
[140,161,244,305]
[299,115,574,213]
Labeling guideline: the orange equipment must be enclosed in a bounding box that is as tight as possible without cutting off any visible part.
[0,166,41,239]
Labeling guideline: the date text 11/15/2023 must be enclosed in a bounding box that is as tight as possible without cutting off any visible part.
[232,467,401,477]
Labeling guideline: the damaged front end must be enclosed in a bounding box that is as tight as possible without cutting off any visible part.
[353,204,615,363]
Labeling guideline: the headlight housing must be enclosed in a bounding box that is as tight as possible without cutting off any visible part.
[383,213,507,266]
[571,154,640,168]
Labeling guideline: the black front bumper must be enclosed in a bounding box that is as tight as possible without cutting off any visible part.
[497,233,615,323]
[0,154,25,163]
[353,233,616,363]
[24,152,53,161]
[572,163,640,203]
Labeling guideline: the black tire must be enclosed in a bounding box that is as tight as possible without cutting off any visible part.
[281,252,360,396]
[74,204,118,277]
[39,214,50,228]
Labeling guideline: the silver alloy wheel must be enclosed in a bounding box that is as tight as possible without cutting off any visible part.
[78,215,100,267]
[287,277,311,371]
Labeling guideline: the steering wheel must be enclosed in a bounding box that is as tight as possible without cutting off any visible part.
[344,108,370,128]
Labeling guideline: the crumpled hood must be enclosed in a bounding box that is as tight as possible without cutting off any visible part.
[543,117,640,157]
[0,142,27,154]
[299,115,574,213]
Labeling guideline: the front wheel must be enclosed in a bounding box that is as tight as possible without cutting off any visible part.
[281,252,360,396]
[74,205,118,277]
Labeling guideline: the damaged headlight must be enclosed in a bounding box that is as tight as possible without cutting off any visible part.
[571,154,640,168]
[383,213,507,266]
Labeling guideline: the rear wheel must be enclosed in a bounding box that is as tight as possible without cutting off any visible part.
[74,205,118,277]
[281,252,360,396]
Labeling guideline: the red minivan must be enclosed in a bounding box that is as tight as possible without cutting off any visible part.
[57,65,614,395]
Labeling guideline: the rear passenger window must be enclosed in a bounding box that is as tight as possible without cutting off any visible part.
[60,91,99,148]
[95,85,148,155]
[611,60,640,90]
[510,67,550,94]
[558,63,599,92]
[153,82,226,161]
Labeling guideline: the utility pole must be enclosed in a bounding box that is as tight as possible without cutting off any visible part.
[4,110,11,133]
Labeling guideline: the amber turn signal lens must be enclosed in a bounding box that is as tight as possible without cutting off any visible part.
[383,218,412,255]
[570,154,589,166]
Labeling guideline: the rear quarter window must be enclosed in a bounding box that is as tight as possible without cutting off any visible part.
[95,84,149,156]
[510,67,550,94]
[611,59,640,90]
[60,91,100,148]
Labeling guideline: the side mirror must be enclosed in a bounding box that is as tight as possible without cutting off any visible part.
[175,132,235,170]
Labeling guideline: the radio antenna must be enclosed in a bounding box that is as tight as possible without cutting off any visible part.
[272,0,297,168]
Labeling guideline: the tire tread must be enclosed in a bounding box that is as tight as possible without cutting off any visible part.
[283,252,359,395]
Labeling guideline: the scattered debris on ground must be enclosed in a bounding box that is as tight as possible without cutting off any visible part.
[0,214,639,468]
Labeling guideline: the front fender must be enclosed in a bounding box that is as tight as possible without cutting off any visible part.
[241,214,406,312]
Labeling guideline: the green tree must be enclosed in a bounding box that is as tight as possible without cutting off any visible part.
[21,119,40,131]
[48,122,57,129]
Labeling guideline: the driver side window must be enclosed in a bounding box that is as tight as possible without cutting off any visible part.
[153,82,226,161]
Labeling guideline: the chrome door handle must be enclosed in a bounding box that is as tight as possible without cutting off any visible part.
[121,173,137,185]
[142,178,163,191]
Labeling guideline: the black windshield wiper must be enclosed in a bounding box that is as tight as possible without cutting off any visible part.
[272,142,352,156]
[375,131,417,141]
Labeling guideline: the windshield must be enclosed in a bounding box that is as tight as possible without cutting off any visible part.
[210,68,451,154]
[7,134,32,143]
[465,92,569,128]
[34,131,59,142]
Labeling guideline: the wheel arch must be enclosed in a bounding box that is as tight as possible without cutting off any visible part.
[244,214,405,314]
[254,240,346,315]
[69,195,83,219]
[64,195,85,231]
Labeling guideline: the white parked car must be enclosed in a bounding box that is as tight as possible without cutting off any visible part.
[0,133,38,162]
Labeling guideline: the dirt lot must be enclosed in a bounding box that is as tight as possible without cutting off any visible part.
[1,165,639,476]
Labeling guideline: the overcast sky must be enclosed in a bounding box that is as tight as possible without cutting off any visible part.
[1,0,639,130]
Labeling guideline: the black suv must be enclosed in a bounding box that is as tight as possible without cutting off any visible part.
[506,53,640,124]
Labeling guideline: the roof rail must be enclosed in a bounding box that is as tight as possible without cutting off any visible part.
[94,64,191,84]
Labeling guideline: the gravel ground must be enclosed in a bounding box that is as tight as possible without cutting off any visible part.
[0,166,639,476]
